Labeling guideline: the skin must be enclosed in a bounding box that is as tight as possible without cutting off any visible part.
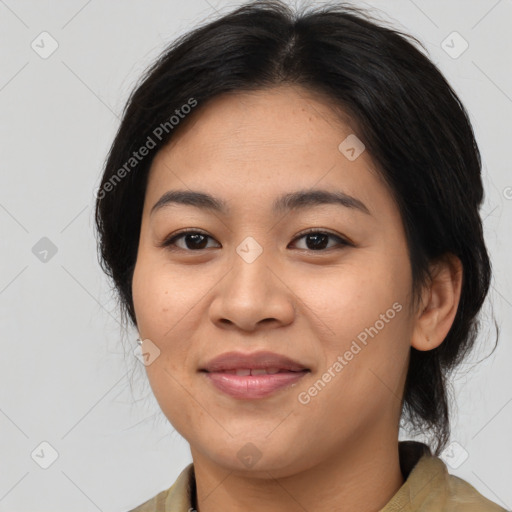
[131,84,462,512]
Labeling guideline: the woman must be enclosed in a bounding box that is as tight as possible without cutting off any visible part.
[94,1,507,510]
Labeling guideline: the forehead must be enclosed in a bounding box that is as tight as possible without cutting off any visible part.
[154,85,354,166]
[144,85,392,218]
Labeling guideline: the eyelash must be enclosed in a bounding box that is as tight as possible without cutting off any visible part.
[160,228,352,252]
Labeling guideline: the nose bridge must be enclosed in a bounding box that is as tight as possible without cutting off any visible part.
[235,234,267,266]
[229,233,276,300]
[209,234,295,329]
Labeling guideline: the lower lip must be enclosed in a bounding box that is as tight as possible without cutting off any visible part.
[202,371,309,399]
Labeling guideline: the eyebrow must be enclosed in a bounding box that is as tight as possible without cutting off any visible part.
[150,188,371,217]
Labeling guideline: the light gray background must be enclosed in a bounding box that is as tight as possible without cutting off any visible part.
[1,0,511,511]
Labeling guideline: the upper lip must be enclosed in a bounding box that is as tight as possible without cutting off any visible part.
[200,351,310,372]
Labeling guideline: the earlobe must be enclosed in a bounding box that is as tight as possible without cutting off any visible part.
[411,254,463,352]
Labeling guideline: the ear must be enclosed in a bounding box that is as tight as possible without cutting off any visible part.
[411,254,463,351]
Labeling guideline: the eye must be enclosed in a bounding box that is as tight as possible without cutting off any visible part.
[160,229,220,251]
[160,228,352,252]
[289,229,352,251]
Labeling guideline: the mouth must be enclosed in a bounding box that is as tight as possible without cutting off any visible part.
[201,368,308,376]
[199,350,310,399]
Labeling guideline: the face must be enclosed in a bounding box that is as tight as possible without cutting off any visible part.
[132,85,417,478]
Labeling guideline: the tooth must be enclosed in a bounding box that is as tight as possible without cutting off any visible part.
[251,368,268,375]
[221,368,285,376]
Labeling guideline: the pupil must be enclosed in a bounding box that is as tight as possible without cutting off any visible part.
[187,233,207,249]
[307,233,328,250]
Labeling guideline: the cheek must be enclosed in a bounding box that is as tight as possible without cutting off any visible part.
[292,257,412,399]
[132,254,196,338]
[132,258,200,431]
[131,254,216,382]
[292,257,409,342]
[132,259,166,335]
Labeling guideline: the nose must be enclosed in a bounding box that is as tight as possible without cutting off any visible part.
[208,248,296,332]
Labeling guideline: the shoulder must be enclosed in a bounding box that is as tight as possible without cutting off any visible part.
[442,468,508,511]
[126,463,195,512]
[406,455,508,511]
[127,485,173,512]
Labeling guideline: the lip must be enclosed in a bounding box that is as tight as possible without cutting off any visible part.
[200,350,309,372]
[202,371,308,399]
[199,351,310,400]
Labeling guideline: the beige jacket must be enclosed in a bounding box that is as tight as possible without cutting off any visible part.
[129,441,508,511]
